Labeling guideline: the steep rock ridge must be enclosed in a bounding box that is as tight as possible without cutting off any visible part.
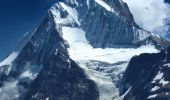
[0,11,99,100]
[102,0,138,27]
[7,12,65,79]
[52,0,151,48]
[120,48,170,100]
[0,11,65,99]
[0,0,168,100]
[24,48,99,100]
[49,0,159,99]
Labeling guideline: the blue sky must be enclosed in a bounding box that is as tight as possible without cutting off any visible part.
[0,0,58,61]
[165,0,170,3]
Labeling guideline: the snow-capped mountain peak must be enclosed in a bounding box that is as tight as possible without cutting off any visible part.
[50,0,154,48]
[0,0,169,100]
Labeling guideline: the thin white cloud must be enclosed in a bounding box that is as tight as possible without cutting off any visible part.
[123,0,170,37]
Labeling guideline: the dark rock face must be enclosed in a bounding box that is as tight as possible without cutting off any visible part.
[122,52,164,88]
[24,50,99,100]
[0,0,170,100]
[0,8,99,100]
[56,0,150,48]
[8,12,64,79]
[120,48,170,100]
[167,46,170,62]
[106,0,138,27]
[0,13,64,96]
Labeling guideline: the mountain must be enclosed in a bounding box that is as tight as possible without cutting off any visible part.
[0,0,169,100]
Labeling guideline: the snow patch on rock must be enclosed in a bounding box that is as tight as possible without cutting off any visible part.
[0,52,18,66]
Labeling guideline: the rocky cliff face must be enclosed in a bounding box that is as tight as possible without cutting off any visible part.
[120,47,170,100]
[50,0,153,48]
[0,9,99,100]
[24,49,99,100]
[0,0,169,100]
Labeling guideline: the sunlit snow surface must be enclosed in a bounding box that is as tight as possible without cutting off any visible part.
[0,0,159,99]
[62,27,158,64]
[61,26,159,100]
[0,52,18,66]
[0,52,18,75]
[0,0,161,99]
[95,0,112,11]
[148,94,157,99]
[152,71,169,86]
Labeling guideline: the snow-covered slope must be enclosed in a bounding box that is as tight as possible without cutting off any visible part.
[61,26,158,100]
[49,1,160,99]
[49,2,160,98]
[0,0,168,100]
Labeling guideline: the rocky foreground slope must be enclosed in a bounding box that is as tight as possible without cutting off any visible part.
[121,47,170,100]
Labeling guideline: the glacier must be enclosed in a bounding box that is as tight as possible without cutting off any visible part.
[50,1,159,99]
[0,0,168,100]
[60,26,158,100]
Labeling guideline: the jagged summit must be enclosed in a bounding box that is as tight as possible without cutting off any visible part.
[0,0,169,100]
[49,0,153,48]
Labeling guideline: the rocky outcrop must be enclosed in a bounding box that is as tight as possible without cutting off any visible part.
[120,48,170,100]
[24,49,99,100]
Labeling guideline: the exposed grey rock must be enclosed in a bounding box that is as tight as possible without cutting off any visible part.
[120,49,170,100]
[50,0,152,48]
[0,0,169,100]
